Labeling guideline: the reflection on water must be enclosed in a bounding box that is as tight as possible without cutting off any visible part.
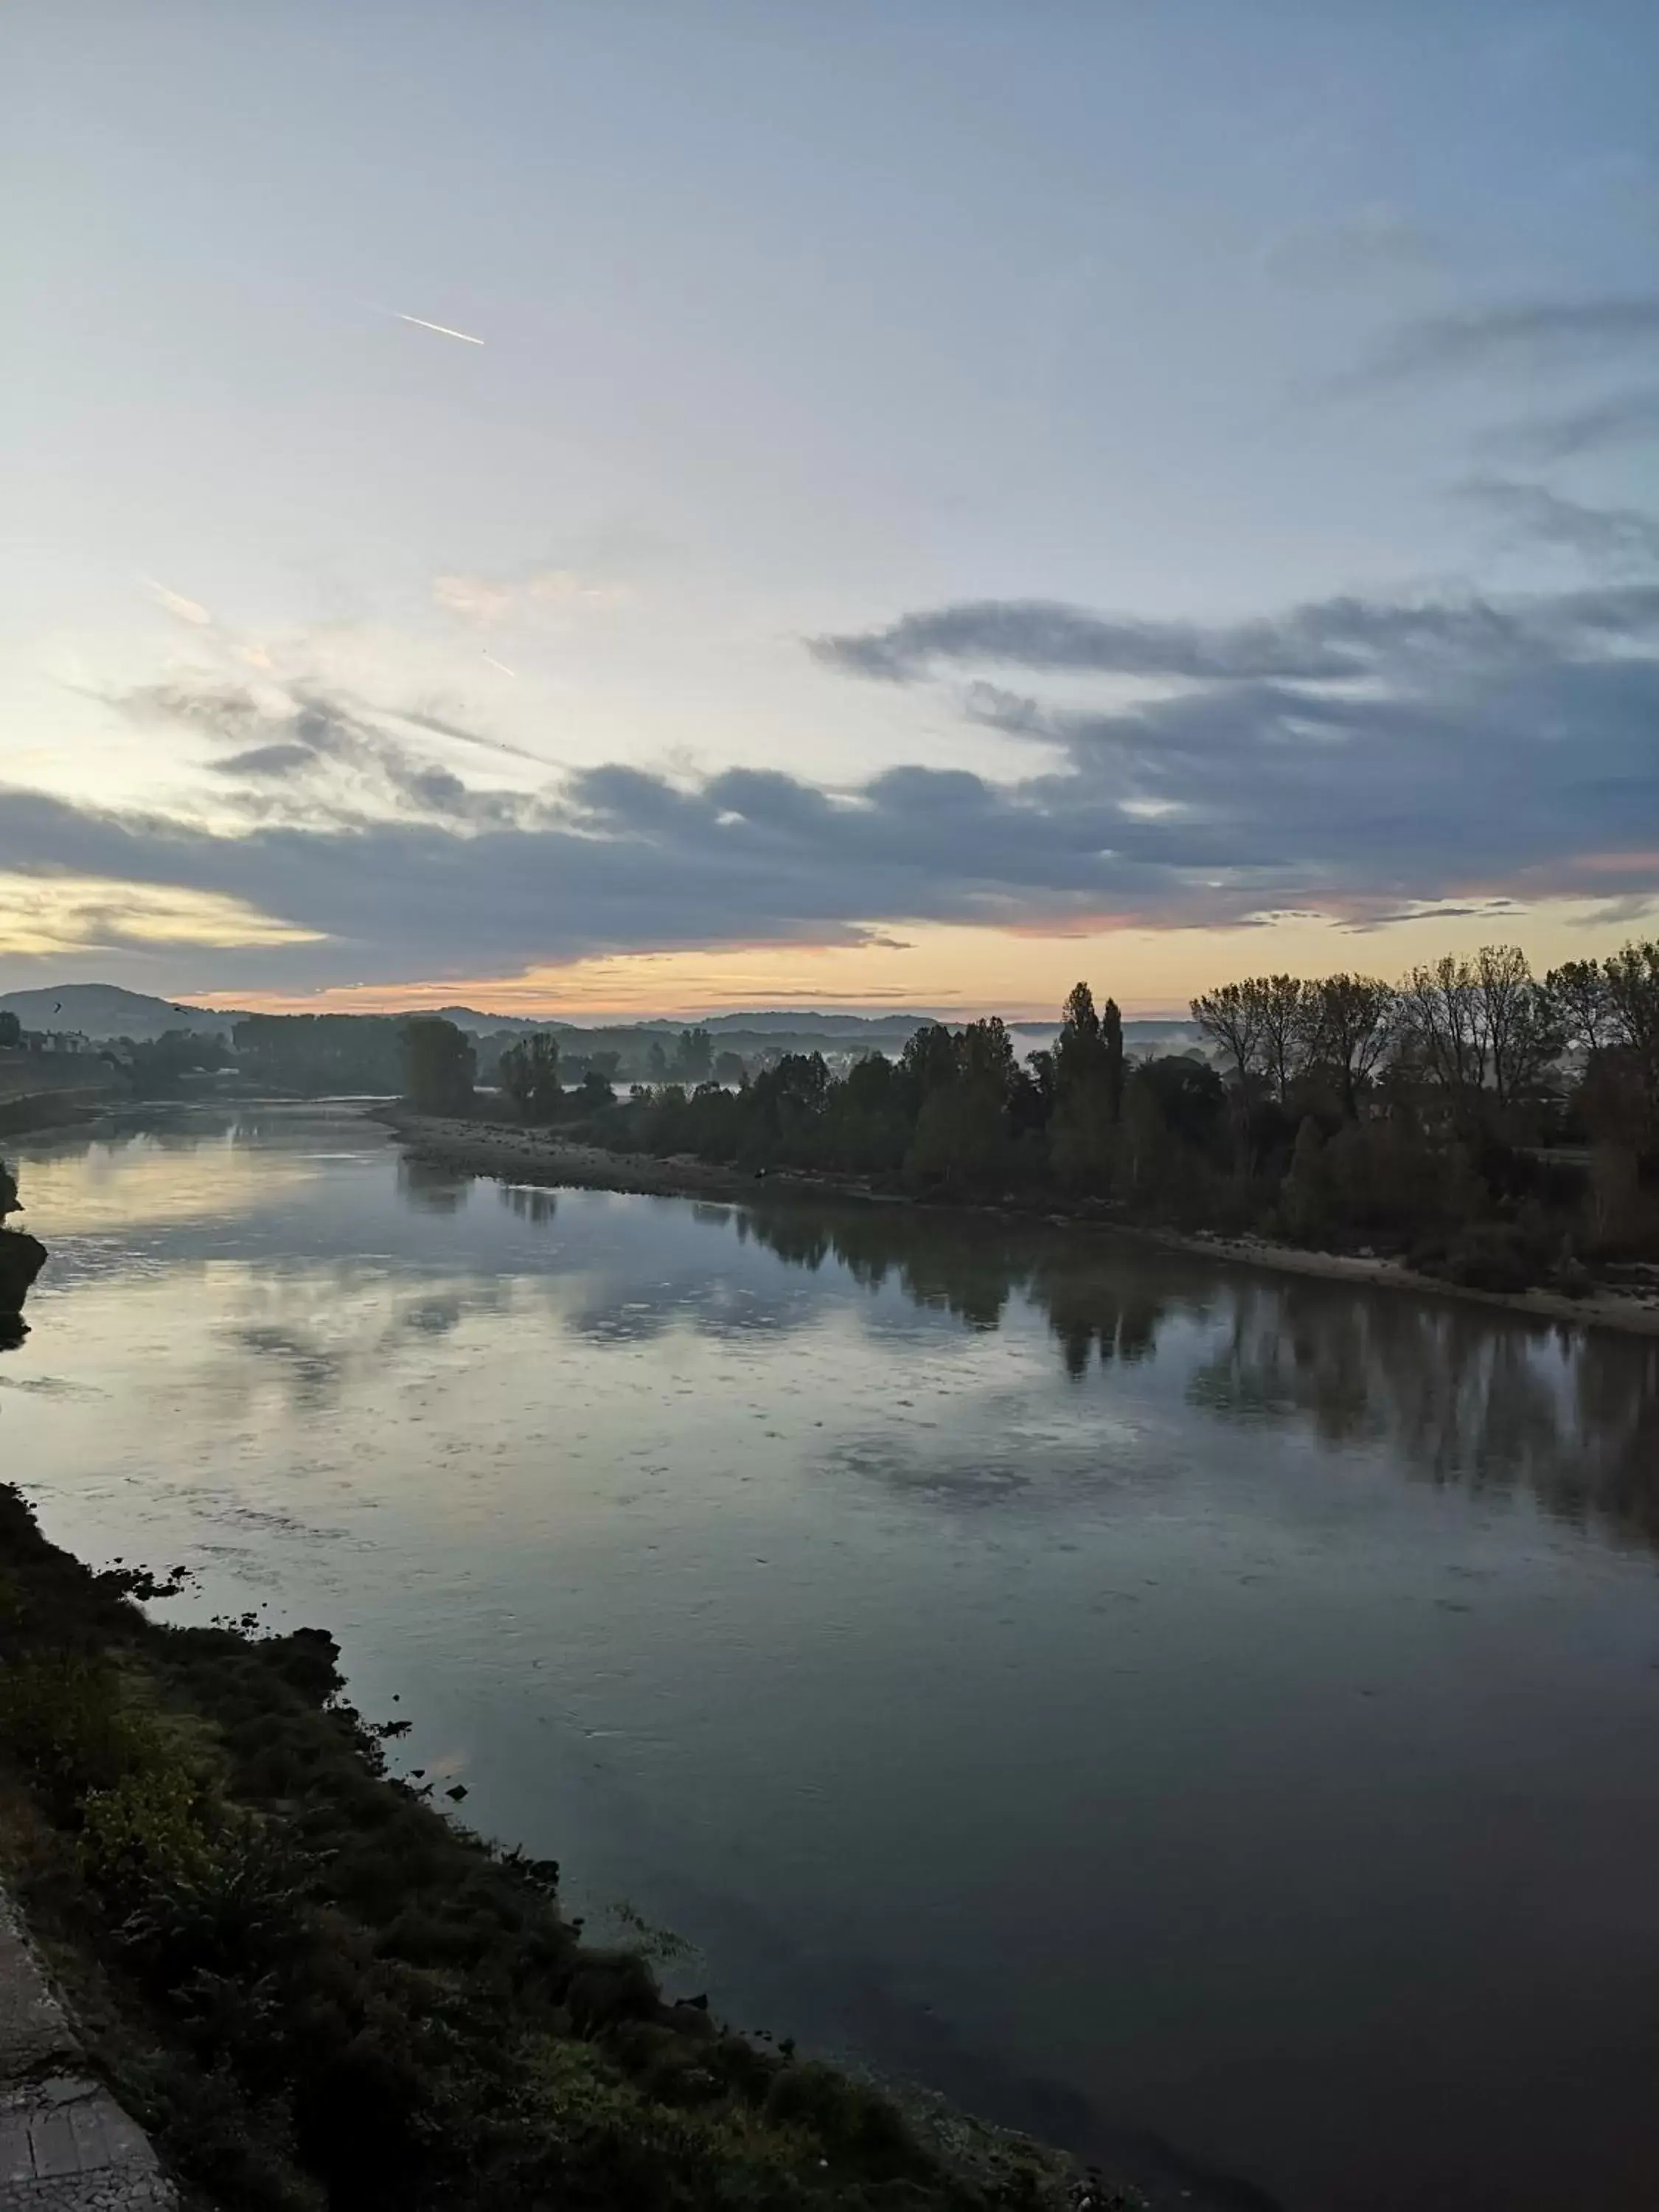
[1194,1281,1659,1549]
[398,1155,475,1214]
[5,1103,1659,2212]
[727,1202,1659,1557]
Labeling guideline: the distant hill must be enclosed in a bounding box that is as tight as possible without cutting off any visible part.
[431,1007,937,1041]
[417,1006,568,1037]
[0,985,1200,1056]
[695,1011,939,1039]
[0,985,246,1043]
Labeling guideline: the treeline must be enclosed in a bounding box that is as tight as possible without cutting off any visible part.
[1189,943,1659,1151]
[535,939,1658,1293]
[234,1014,410,1093]
[223,1015,759,1098]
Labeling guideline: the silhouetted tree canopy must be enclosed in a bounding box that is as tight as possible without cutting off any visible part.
[405,1018,476,1116]
[582,936,1659,1293]
[499,1033,562,1121]
[234,1014,407,1095]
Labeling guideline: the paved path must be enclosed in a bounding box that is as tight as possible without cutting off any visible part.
[0,1893,173,2211]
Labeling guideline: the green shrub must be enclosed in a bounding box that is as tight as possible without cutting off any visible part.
[118,1815,314,1980]
[0,1653,159,1812]
[77,1764,213,1907]
[1424,1222,1545,1293]
[765,2058,922,2171]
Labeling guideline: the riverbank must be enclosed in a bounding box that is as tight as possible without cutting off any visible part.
[1149,1225,1659,1337]
[381,1107,1659,1339]
[0,1480,1105,2212]
[0,1092,119,1141]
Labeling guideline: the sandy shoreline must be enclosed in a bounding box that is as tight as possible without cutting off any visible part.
[1143,1225,1659,1337]
[378,1107,1659,1340]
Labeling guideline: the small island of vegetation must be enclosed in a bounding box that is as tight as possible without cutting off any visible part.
[0,1153,47,1341]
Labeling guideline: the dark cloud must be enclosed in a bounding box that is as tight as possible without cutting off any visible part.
[1486,386,1659,464]
[213,743,317,779]
[104,677,535,830]
[1458,478,1659,571]
[389,705,552,766]
[813,599,1362,683]
[813,586,1659,686]
[119,681,265,736]
[7,573,1659,992]
[1340,900,1526,932]
[1338,293,1659,391]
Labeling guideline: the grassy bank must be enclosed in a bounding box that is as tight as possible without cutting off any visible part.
[0,1482,1099,2212]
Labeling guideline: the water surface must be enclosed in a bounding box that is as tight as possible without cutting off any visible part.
[5,1103,1659,2211]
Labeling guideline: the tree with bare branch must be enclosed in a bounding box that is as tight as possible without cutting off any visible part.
[1191,980,1264,1089]
[1307,974,1396,1119]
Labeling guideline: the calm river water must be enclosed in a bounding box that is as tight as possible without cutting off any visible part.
[4,1102,1659,2210]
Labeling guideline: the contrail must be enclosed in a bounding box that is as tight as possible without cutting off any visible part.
[481,651,517,678]
[386,309,484,346]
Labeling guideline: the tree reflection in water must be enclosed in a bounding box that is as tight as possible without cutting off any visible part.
[501,1183,558,1227]
[397,1156,474,1214]
[13,1104,1659,1561]
[736,1200,1659,1554]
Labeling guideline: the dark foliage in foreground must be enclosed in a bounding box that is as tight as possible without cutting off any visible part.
[0,1484,1077,2212]
[0,1156,46,1333]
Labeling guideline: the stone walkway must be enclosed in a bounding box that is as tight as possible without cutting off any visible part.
[0,1893,173,2211]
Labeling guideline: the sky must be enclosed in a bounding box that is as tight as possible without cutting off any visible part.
[4,1,1658,1018]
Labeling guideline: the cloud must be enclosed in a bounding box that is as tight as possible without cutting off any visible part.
[379,706,549,766]
[433,567,625,627]
[526,568,623,607]
[433,574,517,625]
[142,577,212,627]
[1457,478,1659,571]
[813,599,1360,683]
[0,873,319,957]
[1338,898,1526,932]
[7,571,1659,991]
[119,680,265,735]
[212,742,317,779]
[811,587,1659,686]
[1338,293,1659,392]
[108,675,543,825]
[1485,386,1659,463]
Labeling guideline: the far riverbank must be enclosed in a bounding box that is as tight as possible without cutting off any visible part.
[0,1089,119,1140]
[379,1105,1659,1340]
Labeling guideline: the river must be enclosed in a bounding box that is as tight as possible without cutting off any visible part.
[4,1101,1659,2210]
